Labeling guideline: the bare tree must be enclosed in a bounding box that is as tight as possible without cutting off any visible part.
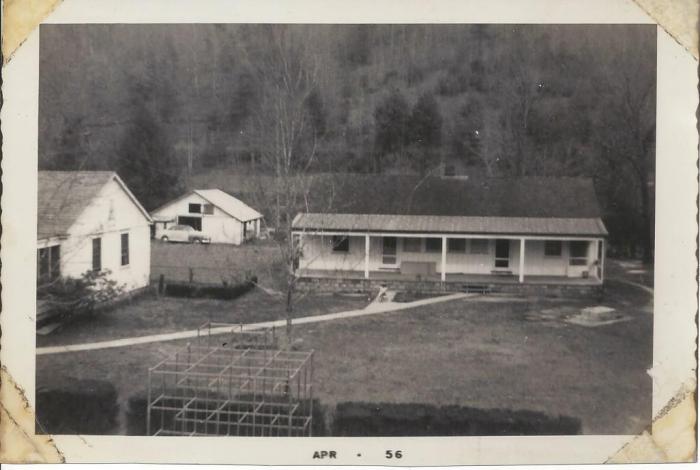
[591,27,656,262]
[237,25,325,340]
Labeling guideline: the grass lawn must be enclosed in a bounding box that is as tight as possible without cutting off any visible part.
[36,279,652,435]
[37,289,369,347]
[296,290,652,435]
[150,239,284,287]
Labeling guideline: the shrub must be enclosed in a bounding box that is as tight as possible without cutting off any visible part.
[36,378,119,435]
[163,277,257,300]
[37,269,125,323]
[332,402,581,436]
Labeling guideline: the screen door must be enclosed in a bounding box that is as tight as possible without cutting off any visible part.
[495,239,510,268]
[382,237,397,266]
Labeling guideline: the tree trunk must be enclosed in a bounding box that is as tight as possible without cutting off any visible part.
[285,276,294,339]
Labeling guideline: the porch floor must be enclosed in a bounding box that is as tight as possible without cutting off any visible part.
[296,269,601,286]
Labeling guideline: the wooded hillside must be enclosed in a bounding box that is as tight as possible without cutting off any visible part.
[39,24,656,258]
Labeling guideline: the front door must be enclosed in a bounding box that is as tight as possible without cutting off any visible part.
[382,237,398,266]
[495,239,510,268]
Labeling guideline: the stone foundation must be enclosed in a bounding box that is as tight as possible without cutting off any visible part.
[295,276,604,299]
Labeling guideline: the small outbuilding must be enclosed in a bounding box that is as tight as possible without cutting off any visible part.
[37,171,153,291]
[151,189,263,245]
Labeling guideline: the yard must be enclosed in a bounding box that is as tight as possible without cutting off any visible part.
[149,238,283,286]
[36,288,369,348]
[38,239,370,347]
[36,261,653,435]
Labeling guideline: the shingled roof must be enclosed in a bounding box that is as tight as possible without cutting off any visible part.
[38,171,150,239]
[293,175,607,236]
[305,175,603,218]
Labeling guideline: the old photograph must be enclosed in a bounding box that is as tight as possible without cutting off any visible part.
[30,22,660,440]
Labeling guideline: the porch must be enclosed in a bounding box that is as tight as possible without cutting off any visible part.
[296,268,602,286]
[292,231,606,286]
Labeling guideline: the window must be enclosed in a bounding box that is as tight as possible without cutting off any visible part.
[569,241,589,266]
[121,233,130,266]
[189,203,202,214]
[470,239,489,255]
[448,238,466,253]
[203,204,214,215]
[37,245,60,285]
[425,238,442,253]
[544,240,562,257]
[403,237,422,252]
[92,237,102,272]
[331,235,349,253]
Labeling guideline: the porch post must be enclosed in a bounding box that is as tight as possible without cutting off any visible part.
[364,234,370,279]
[519,238,525,283]
[600,239,605,283]
[441,236,447,282]
[297,232,303,274]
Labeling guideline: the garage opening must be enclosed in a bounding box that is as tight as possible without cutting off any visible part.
[178,216,202,231]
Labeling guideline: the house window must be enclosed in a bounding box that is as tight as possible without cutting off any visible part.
[403,237,422,252]
[544,240,562,257]
[470,239,489,255]
[448,238,466,253]
[331,235,349,253]
[189,203,202,214]
[37,245,61,285]
[203,204,214,215]
[121,233,130,266]
[425,238,442,253]
[92,237,102,272]
[569,241,589,266]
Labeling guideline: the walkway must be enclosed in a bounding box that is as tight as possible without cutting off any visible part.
[37,292,473,356]
[608,277,654,295]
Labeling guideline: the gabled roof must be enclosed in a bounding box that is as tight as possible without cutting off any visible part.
[38,171,152,240]
[152,189,263,222]
[194,189,263,222]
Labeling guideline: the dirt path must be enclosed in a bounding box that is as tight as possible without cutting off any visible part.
[37,292,473,355]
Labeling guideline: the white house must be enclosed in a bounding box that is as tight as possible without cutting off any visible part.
[291,175,607,291]
[151,189,263,245]
[37,171,153,291]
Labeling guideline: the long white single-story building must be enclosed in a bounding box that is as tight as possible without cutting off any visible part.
[37,171,153,291]
[151,189,263,245]
[291,175,607,292]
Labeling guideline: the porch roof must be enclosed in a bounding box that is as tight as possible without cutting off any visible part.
[292,213,608,237]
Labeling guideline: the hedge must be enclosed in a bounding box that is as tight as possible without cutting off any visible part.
[163,277,257,300]
[332,402,581,436]
[35,378,119,435]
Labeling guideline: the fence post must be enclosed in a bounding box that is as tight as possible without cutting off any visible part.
[158,274,165,296]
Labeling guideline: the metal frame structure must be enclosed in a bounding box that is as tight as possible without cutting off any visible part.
[147,322,314,437]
